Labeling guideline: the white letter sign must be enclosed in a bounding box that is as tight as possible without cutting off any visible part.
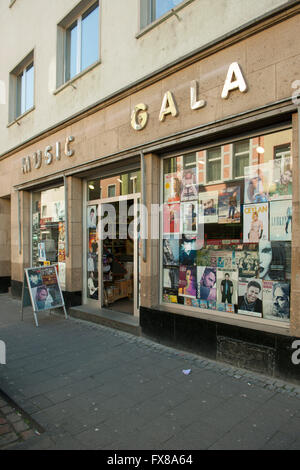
[221,62,247,99]
[190,80,206,110]
[159,91,178,122]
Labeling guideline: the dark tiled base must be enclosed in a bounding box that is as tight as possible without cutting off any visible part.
[0,277,11,294]
[140,307,300,385]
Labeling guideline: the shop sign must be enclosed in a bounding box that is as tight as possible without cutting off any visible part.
[21,136,75,174]
[131,62,247,131]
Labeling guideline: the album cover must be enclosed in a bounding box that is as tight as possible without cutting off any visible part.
[243,203,268,243]
[208,300,217,310]
[179,236,201,266]
[238,278,263,318]
[216,251,233,270]
[163,267,179,291]
[218,186,241,224]
[258,241,286,281]
[270,200,292,242]
[199,191,218,224]
[236,249,259,278]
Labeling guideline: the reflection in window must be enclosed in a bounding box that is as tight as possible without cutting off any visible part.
[88,171,141,201]
[16,62,34,117]
[207,147,221,183]
[233,140,250,179]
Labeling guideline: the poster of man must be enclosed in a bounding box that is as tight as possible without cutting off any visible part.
[199,191,218,224]
[238,279,263,317]
[217,269,238,305]
[263,281,290,321]
[197,267,217,301]
[88,206,97,228]
[218,186,241,224]
[163,237,179,266]
[243,203,268,243]
[244,163,270,204]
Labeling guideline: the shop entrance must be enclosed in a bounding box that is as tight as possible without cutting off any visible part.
[86,193,140,317]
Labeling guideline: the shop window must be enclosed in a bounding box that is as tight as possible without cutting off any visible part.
[206,147,222,183]
[140,0,183,28]
[162,129,292,323]
[108,185,116,198]
[233,140,250,179]
[32,186,66,289]
[9,51,34,121]
[58,1,100,85]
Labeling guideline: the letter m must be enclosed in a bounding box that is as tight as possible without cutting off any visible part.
[0,340,6,365]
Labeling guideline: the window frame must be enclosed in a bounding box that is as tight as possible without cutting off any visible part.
[206,146,222,184]
[232,140,250,180]
[139,0,194,34]
[9,50,35,123]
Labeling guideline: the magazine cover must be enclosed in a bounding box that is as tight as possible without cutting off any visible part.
[164,172,181,203]
[184,297,200,307]
[196,247,211,266]
[178,265,197,298]
[208,300,216,310]
[199,191,218,224]
[270,200,292,242]
[244,163,270,204]
[243,203,268,243]
[163,203,180,234]
[163,237,179,266]
[180,168,198,201]
[226,304,235,313]
[87,206,97,228]
[199,300,208,309]
[269,157,292,200]
[197,267,217,301]
[163,267,179,291]
[236,249,259,278]
[179,236,201,266]
[263,280,290,321]
[238,278,263,317]
[181,202,198,235]
[216,251,233,270]
[218,186,241,224]
[259,241,286,281]
[216,269,238,305]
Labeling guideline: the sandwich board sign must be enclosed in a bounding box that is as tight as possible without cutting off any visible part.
[21,265,68,327]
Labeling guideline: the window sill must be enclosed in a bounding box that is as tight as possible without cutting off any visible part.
[158,302,291,337]
[54,60,101,96]
[7,106,35,128]
[136,0,195,39]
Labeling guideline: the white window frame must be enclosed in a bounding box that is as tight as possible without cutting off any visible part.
[232,140,250,180]
[206,147,222,184]
[9,51,34,123]
[107,184,116,198]
[139,0,194,33]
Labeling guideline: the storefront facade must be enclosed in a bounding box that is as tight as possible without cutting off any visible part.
[1,4,300,382]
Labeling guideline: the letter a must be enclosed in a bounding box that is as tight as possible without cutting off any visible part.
[221,62,247,99]
[159,91,178,121]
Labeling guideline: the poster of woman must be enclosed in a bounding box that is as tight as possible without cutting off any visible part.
[163,203,180,235]
[243,203,268,243]
[164,173,181,203]
[178,266,197,298]
[244,163,270,204]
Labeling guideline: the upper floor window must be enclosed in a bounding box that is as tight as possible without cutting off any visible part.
[141,0,183,28]
[9,51,34,122]
[233,140,250,179]
[65,2,99,81]
[207,147,222,183]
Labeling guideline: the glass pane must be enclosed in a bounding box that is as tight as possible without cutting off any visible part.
[88,179,101,200]
[81,4,99,71]
[207,160,221,182]
[66,21,78,80]
[154,0,182,20]
[234,155,249,178]
[234,140,249,154]
[183,153,196,169]
[25,63,34,111]
[87,205,99,300]
[108,185,116,198]
[207,147,221,161]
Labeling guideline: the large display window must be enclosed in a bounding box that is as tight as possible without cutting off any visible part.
[32,186,66,289]
[161,129,292,323]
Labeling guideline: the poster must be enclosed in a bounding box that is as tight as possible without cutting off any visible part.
[180,168,198,201]
[196,248,211,267]
[197,267,217,301]
[216,269,238,305]
[243,203,268,243]
[270,200,292,242]
[163,203,180,234]
[163,267,179,291]
[269,157,292,200]
[25,266,64,312]
[38,242,46,261]
[179,236,202,266]
[258,241,286,281]
[163,237,179,266]
[87,206,97,228]
[238,278,263,317]
[199,191,218,224]
[244,163,270,204]
[181,202,198,235]
[216,251,234,270]
[263,280,290,321]
[236,249,259,278]
[218,186,241,224]
[178,265,197,298]
[164,172,181,203]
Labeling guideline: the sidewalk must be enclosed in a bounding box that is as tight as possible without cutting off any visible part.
[0,293,299,450]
